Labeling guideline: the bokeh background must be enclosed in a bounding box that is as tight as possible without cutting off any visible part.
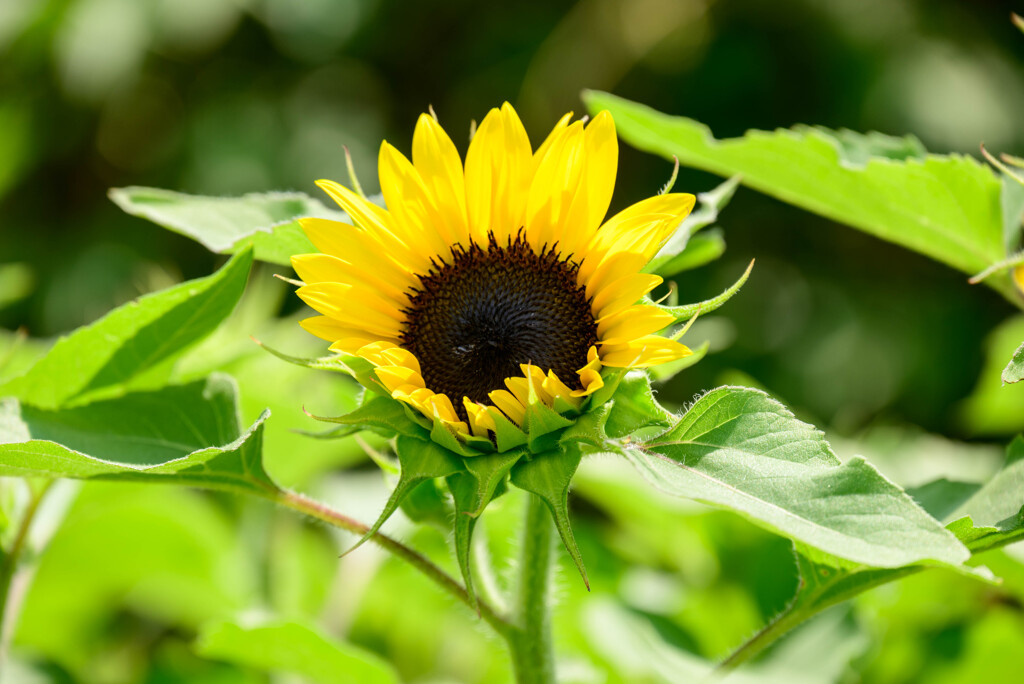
[2,0,1024,682]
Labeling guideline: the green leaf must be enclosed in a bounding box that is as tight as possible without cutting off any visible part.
[906,479,982,523]
[510,448,589,588]
[0,248,253,409]
[626,386,969,568]
[604,371,673,438]
[447,472,483,611]
[943,436,1024,553]
[342,435,463,558]
[585,91,1019,301]
[645,174,739,276]
[196,618,398,684]
[0,374,275,495]
[1003,341,1024,384]
[656,260,754,323]
[109,186,350,265]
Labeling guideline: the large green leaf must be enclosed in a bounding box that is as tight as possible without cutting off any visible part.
[623,386,969,568]
[584,91,1019,302]
[109,186,350,265]
[0,248,253,409]
[196,619,398,684]
[0,374,275,496]
[942,436,1024,553]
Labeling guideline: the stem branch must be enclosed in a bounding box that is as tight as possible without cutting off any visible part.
[271,489,514,638]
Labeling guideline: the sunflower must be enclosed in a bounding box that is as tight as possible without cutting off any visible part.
[292,104,695,442]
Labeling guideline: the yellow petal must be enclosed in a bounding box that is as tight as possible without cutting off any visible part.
[533,111,573,170]
[412,113,471,247]
[378,142,454,258]
[313,179,429,272]
[524,121,585,253]
[375,365,426,392]
[291,253,409,308]
[297,283,404,338]
[558,111,618,257]
[598,305,675,344]
[297,218,419,291]
[601,336,692,368]
[464,398,496,437]
[591,272,662,319]
[465,103,533,245]
[300,316,376,345]
[488,388,526,426]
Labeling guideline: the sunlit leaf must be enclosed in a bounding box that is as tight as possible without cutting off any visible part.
[109,187,350,265]
[0,248,253,409]
[585,91,1020,302]
[624,386,969,568]
[943,436,1024,553]
[0,374,274,496]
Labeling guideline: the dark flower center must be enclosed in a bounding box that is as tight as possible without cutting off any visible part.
[401,233,597,414]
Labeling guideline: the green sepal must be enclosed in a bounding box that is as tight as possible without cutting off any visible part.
[552,395,579,415]
[464,434,498,453]
[446,472,483,612]
[559,403,612,450]
[400,402,433,431]
[341,435,463,557]
[399,478,452,530]
[524,401,574,453]
[491,410,528,453]
[649,340,709,383]
[463,450,527,516]
[293,423,361,440]
[655,259,754,323]
[307,396,428,439]
[510,448,589,589]
[587,368,627,409]
[430,421,480,457]
[604,372,674,439]
[256,341,380,391]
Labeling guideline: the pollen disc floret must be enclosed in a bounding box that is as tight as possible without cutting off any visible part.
[403,233,596,417]
[292,103,697,441]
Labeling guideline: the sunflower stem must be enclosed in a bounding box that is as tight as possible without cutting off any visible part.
[508,492,556,684]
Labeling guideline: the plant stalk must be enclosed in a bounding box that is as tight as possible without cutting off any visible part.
[271,489,514,638]
[508,493,556,684]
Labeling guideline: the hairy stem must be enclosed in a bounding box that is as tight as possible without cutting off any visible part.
[271,489,515,638]
[508,493,556,684]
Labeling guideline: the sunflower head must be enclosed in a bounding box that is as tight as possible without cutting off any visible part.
[290,103,699,601]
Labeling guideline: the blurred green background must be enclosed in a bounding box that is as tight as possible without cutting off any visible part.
[2,0,1024,682]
